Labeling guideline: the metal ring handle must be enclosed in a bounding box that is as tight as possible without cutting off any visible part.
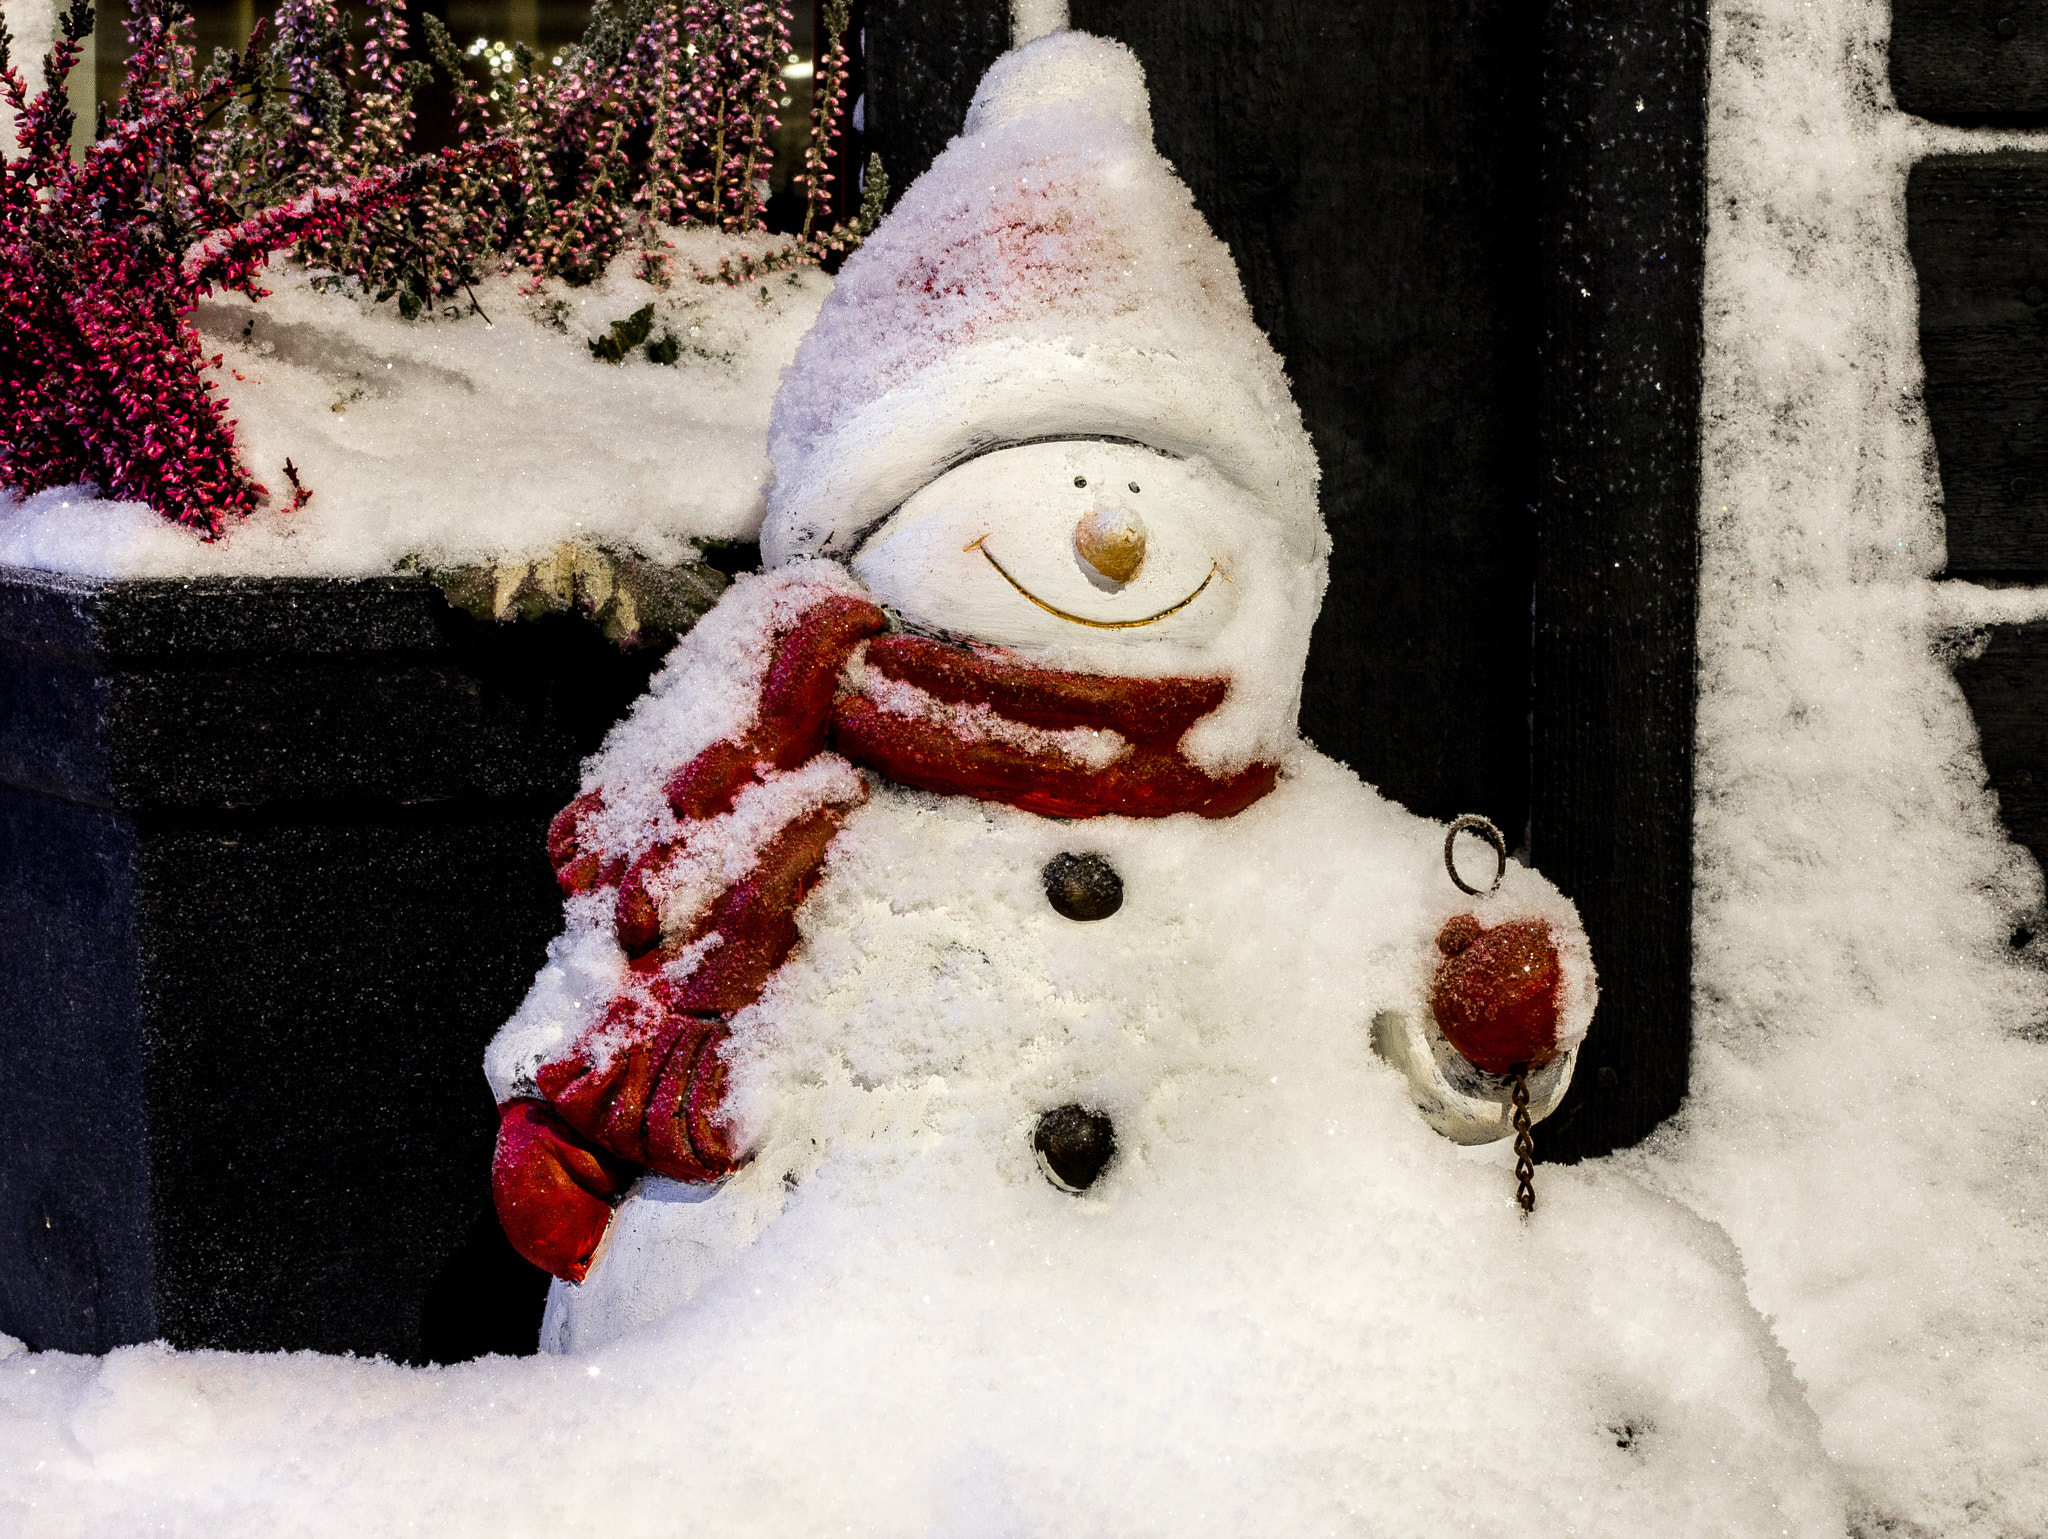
[1444,814,1507,897]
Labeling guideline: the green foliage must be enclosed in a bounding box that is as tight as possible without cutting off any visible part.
[589,303,657,362]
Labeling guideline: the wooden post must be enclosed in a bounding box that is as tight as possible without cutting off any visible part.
[1530,0,1706,1159]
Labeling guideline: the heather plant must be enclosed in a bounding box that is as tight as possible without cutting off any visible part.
[0,0,488,532]
[212,0,880,312]
[0,0,877,536]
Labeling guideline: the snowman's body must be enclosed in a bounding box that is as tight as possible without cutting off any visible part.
[535,746,1580,1351]
[503,717,1839,1535]
[480,34,1846,1529]
[484,28,1601,1352]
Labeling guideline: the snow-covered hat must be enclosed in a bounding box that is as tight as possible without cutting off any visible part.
[762,31,1320,566]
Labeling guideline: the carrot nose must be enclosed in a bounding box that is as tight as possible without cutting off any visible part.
[1074,505,1147,583]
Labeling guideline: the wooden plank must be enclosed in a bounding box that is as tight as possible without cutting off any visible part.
[1530,0,1705,1159]
[1953,622,2048,898]
[1893,0,2048,127]
[1907,153,2048,576]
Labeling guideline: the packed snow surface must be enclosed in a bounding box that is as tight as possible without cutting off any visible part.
[0,1140,1841,1537]
[0,231,829,577]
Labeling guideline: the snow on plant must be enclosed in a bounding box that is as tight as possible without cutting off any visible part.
[0,0,486,534]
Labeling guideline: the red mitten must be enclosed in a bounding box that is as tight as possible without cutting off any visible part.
[1430,916,1563,1076]
[493,1100,635,1281]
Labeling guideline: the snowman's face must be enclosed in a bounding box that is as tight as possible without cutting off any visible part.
[849,441,1259,653]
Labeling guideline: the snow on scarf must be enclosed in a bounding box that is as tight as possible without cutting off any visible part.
[494,577,1279,1280]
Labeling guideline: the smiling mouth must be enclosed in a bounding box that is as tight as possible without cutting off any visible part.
[966,537,1218,630]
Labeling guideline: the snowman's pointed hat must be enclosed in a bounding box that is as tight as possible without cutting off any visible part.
[762,31,1321,567]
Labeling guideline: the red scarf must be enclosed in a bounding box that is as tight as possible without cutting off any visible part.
[494,588,1278,1280]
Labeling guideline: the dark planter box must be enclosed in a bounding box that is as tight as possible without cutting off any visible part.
[0,564,679,1361]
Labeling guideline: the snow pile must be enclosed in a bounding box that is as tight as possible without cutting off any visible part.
[0,746,1840,1537]
[0,231,830,578]
[0,1151,1841,1536]
[1617,0,2048,1532]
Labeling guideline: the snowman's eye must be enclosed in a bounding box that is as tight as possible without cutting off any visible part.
[1074,476,1087,488]
[1128,482,1141,494]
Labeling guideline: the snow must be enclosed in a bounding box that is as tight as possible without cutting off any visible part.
[1009,0,1068,48]
[0,231,830,578]
[0,0,58,160]
[5,9,2048,1535]
[763,36,1320,611]
[1611,0,2048,1532]
[0,1139,1842,1535]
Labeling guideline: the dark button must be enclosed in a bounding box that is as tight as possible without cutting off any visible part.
[1597,1066,1620,1091]
[1034,1105,1116,1192]
[1042,852,1123,920]
[2027,285,2045,306]
[1998,15,2020,38]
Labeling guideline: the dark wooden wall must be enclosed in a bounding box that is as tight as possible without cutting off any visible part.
[1893,1,2048,126]
[1531,1,1705,1158]
[1897,33,2048,940]
[863,1,1704,1159]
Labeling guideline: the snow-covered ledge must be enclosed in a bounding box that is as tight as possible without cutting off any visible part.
[0,239,827,590]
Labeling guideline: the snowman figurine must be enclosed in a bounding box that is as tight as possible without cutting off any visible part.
[484,32,1596,1347]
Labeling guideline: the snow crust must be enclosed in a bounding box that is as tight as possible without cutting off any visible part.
[0,231,829,577]
[1610,1,2048,1533]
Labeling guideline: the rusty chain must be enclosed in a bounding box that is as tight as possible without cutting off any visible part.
[1511,1071,1536,1215]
